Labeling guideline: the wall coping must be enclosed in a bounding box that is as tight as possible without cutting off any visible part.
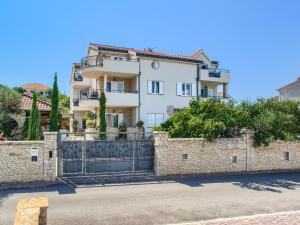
[43,132,58,135]
[0,141,45,145]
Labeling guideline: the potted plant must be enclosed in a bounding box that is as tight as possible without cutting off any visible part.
[83,111,97,140]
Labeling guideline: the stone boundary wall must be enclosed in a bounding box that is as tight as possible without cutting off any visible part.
[153,131,300,176]
[0,132,58,183]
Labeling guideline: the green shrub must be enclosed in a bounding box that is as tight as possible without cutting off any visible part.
[117,122,127,140]
[27,93,41,140]
[136,120,144,129]
[99,92,106,140]
[157,98,300,146]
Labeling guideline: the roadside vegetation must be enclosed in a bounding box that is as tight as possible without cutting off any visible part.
[154,98,300,146]
[0,85,21,138]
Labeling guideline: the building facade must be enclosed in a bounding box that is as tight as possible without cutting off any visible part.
[278,77,300,101]
[21,83,51,97]
[70,44,231,132]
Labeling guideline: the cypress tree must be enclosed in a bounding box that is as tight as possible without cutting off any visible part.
[50,73,59,131]
[99,91,106,140]
[27,93,41,140]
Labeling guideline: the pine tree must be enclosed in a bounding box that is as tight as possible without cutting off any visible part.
[99,91,106,140]
[27,93,41,140]
[50,73,59,131]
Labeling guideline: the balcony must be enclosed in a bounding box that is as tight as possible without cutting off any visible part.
[72,72,92,88]
[200,68,230,83]
[79,55,139,78]
[72,88,139,110]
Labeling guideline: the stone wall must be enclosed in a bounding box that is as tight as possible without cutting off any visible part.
[0,132,58,183]
[154,131,300,176]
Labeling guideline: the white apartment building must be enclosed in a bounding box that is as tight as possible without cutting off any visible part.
[278,77,300,101]
[70,44,231,132]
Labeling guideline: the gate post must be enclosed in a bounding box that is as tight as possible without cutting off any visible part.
[43,132,58,179]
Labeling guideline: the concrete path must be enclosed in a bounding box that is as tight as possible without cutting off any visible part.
[1,172,300,225]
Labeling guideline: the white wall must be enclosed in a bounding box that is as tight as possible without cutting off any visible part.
[139,59,198,131]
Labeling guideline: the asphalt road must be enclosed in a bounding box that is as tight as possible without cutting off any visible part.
[1,172,300,225]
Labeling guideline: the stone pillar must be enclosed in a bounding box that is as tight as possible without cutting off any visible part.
[14,197,48,225]
[153,132,169,176]
[43,132,58,180]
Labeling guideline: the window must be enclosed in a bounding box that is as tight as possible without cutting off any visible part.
[106,113,124,128]
[147,113,164,128]
[177,82,196,96]
[108,81,124,92]
[147,81,164,94]
[182,83,192,96]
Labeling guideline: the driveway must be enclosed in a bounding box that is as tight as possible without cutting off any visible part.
[1,172,300,225]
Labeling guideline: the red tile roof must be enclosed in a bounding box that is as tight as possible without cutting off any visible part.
[90,43,203,62]
[21,83,50,92]
[21,93,51,112]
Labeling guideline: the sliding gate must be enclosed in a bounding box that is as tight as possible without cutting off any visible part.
[58,132,154,176]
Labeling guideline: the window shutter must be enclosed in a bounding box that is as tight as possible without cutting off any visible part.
[147,113,155,128]
[156,114,164,125]
[147,81,152,94]
[159,81,164,94]
[118,113,124,125]
[177,82,182,96]
[192,84,197,97]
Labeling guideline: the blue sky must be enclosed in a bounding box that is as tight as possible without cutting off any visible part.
[0,0,299,100]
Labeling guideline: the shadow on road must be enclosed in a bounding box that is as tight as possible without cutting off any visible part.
[0,183,76,207]
[1,172,300,206]
[174,172,300,193]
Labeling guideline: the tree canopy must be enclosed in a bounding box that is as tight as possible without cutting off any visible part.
[0,85,21,137]
[156,98,300,146]
[50,73,59,131]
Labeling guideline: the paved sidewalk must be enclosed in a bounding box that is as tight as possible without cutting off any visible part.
[175,211,300,225]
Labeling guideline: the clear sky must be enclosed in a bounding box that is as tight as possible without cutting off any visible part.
[0,0,299,100]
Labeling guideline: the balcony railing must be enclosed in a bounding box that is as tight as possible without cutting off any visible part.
[208,69,221,78]
[73,73,83,81]
[79,89,138,100]
[200,95,228,100]
[73,98,79,106]
[81,55,138,69]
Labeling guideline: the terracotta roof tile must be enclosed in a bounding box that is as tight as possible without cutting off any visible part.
[21,93,51,112]
[91,43,203,62]
[21,83,50,92]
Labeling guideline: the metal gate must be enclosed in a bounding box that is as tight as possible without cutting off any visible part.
[58,132,154,176]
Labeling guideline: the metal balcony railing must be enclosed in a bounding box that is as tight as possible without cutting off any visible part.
[79,89,138,100]
[73,73,83,81]
[200,95,228,100]
[73,98,79,106]
[80,55,138,69]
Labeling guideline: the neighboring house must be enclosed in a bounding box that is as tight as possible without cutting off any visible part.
[9,93,51,140]
[21,93,52,130]
[70,43,231,132]
[21,83,51,97]
[278,77,300,101]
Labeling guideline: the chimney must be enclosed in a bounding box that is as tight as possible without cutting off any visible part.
[297,76,300,81]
